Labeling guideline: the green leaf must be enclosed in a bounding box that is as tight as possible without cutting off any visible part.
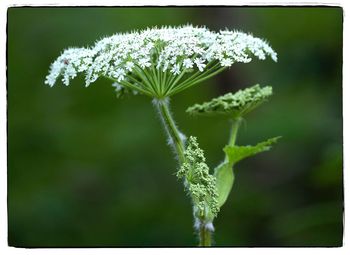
[224,136,281,165]
[214,162,234,208]
[214,136,281,209]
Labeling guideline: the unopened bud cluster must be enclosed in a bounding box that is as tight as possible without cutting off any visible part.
[177,136,219,218]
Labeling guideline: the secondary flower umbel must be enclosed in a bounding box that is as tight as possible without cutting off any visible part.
[45,25,277,98]
[186,84,273,118]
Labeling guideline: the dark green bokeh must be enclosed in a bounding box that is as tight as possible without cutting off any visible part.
[8,7,343,247]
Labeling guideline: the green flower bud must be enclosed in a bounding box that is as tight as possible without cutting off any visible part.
[186,84,272,118]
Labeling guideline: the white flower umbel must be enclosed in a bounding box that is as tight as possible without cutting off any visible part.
[45,25,277,98]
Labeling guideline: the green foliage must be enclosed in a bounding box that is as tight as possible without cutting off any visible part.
[187,85,280,211]
[214,137,280,211]
[186,84,272,118]
[214,162,234,208]
[224,136,281,165]
[176,136,219,218]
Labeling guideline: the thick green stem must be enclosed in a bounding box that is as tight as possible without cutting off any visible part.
[154,98,216,247]
[198,220,213,247]
[154,98,186,163]
[229,117,242,146]
[225,117,243,161]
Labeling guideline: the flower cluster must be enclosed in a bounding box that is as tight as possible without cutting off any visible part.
[176,136,219,218]
[45,25,277,98]
[186,84,273,117]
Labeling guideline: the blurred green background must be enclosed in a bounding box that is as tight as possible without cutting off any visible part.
[7,7,343,247]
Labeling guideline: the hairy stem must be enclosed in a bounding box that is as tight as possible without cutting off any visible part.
[199,222,212,247]
[154,98,215,247]
[154,98,186,163]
